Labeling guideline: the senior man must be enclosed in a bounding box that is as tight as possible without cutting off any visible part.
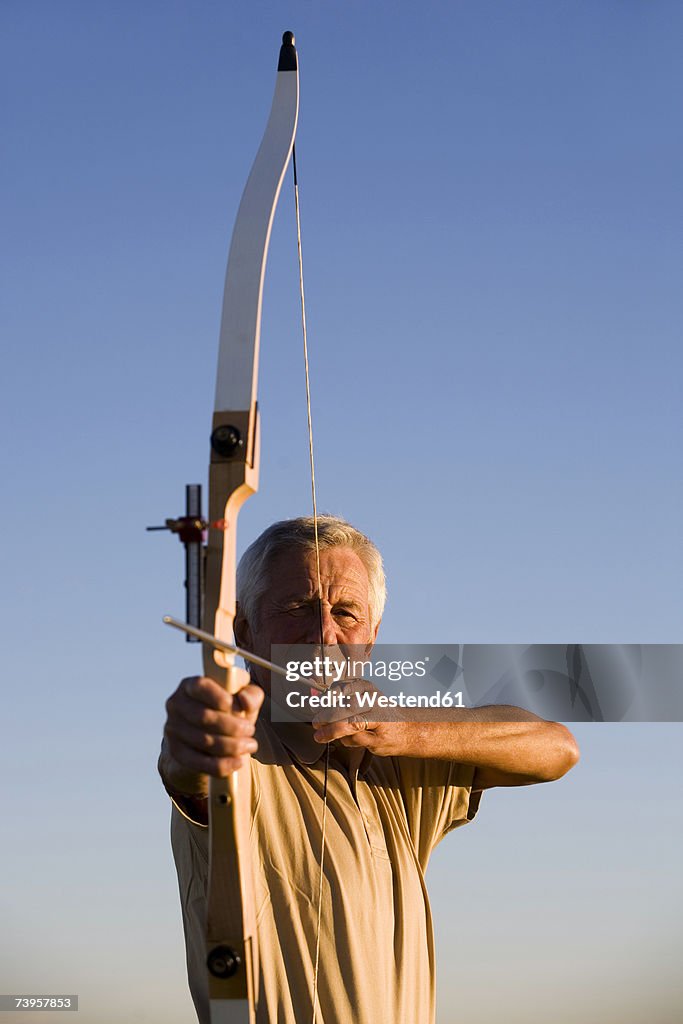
[159,515,579,1024]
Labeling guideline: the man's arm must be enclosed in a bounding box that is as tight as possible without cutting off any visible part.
[313,701,580,789]
[158,736,210,825]
[410,707,580,790]
[158,673,265,823]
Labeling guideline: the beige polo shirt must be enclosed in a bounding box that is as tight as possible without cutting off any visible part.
[169,710,481,1024]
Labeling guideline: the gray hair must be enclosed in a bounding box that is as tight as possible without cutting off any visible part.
[236,515,386,629]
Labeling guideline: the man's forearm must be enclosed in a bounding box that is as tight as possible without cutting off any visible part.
[403,707,580,786]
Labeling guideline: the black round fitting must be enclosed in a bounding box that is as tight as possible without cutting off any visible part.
[211,425,242,458]
[207,945,241,979]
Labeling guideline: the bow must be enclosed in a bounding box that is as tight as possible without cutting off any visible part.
[154,33,300,1024]
[203,32,299,1024]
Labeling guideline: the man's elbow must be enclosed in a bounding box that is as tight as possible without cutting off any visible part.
[544,723,580,781]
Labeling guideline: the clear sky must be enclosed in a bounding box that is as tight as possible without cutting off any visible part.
[1,2,681,1023]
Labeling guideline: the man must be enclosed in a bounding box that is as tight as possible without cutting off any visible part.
[159,515,579,1024]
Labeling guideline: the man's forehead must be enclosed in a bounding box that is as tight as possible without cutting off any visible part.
[266,546,369,593]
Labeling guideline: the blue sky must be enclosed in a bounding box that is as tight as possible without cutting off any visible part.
[1,3,681,1022]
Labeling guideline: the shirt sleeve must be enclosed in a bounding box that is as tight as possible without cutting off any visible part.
[170,807,212,1024]
[394,757,483,870]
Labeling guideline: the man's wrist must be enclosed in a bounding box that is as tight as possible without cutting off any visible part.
[158,739,209,799]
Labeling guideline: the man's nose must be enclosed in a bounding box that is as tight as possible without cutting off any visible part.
[302,602,338,646]
[321,604,341,646]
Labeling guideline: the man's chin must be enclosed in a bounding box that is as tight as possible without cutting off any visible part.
[269,681,317,723]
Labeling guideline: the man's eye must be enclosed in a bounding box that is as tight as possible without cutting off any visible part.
[335,609,358,622]
[286,604,309,616]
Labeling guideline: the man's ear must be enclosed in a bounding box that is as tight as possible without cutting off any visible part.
[234,604,253,651]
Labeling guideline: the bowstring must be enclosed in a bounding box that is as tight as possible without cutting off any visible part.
[292,142,329,1024]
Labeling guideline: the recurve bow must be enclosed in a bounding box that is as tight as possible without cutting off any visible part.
[153,32,300,1024]
[203,32,300,1024]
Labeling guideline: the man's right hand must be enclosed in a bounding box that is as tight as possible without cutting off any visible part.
[160,676,265,798]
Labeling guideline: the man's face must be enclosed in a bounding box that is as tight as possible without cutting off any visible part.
[235,545,379,690]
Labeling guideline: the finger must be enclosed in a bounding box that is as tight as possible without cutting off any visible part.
[311,679,376,728]
[338,732,375,748]
[232,683,265,720]
[311,704,355,728]
[166,692,255,738]
[313,715,377,744]
[163,740,257,778]
[165,717,259,758]
[167,681,264,735]
[177,676,265,717]
[176,675,235,712]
